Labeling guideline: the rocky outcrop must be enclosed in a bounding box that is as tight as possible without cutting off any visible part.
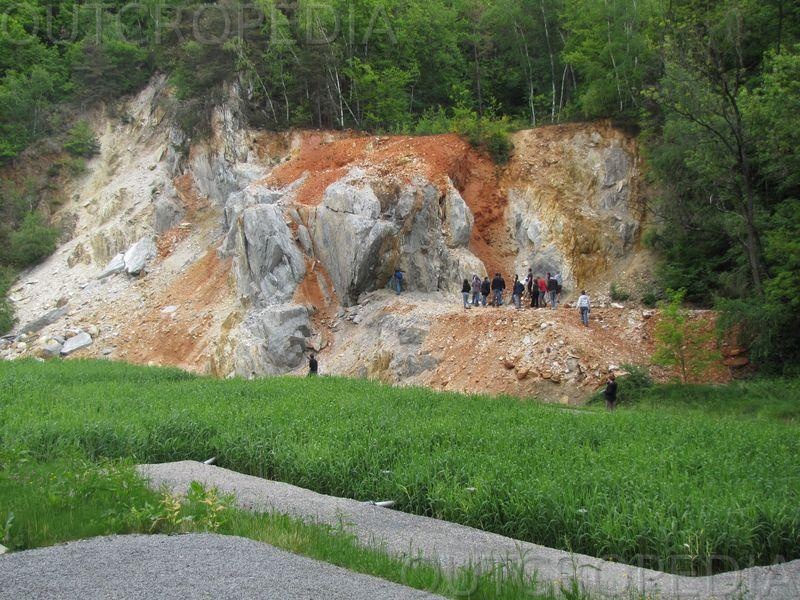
[309,175,397,305]
[505,128,642,291]
[231,204,305,305]
[5,75,657,397]
[234,304,312,376]
[308,174,484,305]
[61,331,92,355]
[124,238,157,275]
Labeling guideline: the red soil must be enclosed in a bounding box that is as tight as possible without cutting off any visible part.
[114,251,233,371]
[266,131,516,275]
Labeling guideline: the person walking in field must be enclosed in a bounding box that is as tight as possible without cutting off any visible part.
[461,278,472,309]
[471,274,482,306]
[604,373,617,410]
[577,290,591,326]
[512,275,524,309]
[537,276,548,308]
[308,354,318,376]
[481,276,490,307]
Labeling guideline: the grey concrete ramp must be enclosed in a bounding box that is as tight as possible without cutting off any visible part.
[139,461,800,600]
[0,533,443,600]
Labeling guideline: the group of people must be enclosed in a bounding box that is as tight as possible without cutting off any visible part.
[460,270,593,327]
[461,270,564,311]
[398,267,592,325]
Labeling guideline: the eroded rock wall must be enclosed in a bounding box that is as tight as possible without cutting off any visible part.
[5,77,653,398]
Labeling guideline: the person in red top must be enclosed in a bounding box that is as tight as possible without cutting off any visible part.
[537,276,548,308]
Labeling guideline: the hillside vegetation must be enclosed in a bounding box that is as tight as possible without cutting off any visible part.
[1,359,798,575]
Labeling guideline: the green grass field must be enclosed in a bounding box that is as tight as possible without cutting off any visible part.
[0,454,565,599]
[1,359,799,575]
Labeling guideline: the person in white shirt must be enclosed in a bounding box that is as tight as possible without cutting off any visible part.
[577,290,591,326]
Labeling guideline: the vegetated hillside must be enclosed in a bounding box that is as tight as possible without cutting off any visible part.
[2,359,798,575]
[0,76,701,401]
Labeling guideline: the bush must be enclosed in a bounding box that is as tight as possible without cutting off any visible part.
[716,298,800,376]
[641,290,661,307]
[610,282,631,302]
[414,106,515,164]
[588,363,653,405]
[4,212,59,268]
[0,268,14,334]
[653,289,719,382]
[63,121,99,157]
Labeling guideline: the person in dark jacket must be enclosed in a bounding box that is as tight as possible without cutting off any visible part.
[546,272,558,309]
[604,373,617,410]
[308,354,318,376]
[461,278,471,309]
[393,268,404,295]
[512,275,525,309]
[530,277,539,307]
[480,276,490,306]
[491,273,505,306]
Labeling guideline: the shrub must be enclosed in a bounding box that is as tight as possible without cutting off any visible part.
[4,212,59,268]
[0,268,14,334]
[63,121,99,157]
[653,289,720,382]
[641,290,661,307]
[414,106,515,164]
[610,282,631,302]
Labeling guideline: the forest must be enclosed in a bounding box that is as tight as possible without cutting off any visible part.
[0,0,799,371]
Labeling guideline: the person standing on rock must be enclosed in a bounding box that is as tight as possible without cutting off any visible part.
[491,273,504,306]
[577,290,591,326]
[471,274,482,306]
[604,373,617,410]
[394,268,404,295]
[525,269,534,305]
[308,354,318,376]
[537,276,548,308]
[530,276,540,307]
[461,279,472,309]
[481,276,491,307]
[512,275,524,309]
[547,272,559,309]
[555,272,563,305]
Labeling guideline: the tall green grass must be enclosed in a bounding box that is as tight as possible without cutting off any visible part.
[0,453,579,600]
[1,359,798,574]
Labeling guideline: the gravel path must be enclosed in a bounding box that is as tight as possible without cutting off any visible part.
[139,461,800,600]
[0,533,444,600]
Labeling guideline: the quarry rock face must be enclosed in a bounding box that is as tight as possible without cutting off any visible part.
[231,204,305,306]
[505,130,642,291]
[443,182,473,248]
[310,177,397,305]
[307,174,483,305]
[154,195,183,234]
[234,304,312,376]
[6,76,661,398]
